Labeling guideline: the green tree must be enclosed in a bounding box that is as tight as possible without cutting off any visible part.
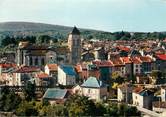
[23,81,36,101]
[65,94,97,116]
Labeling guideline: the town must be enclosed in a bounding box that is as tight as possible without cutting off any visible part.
[0,26,166,116]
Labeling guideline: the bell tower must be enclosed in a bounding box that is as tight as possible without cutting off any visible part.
[68,26,81,64]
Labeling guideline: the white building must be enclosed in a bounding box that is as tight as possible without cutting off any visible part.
[132,88,154,110]
[81,77,108,101]
[161,87,166,102]
[117,83,133,103]
[58,65,76,86]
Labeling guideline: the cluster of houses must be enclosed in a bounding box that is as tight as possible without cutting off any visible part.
[0,27,166,113]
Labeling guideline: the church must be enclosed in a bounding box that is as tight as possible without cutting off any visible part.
[16,26,82,67]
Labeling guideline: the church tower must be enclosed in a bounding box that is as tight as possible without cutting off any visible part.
[68,26,81,64]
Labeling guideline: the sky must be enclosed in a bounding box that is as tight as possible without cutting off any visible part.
[0,0,166,32]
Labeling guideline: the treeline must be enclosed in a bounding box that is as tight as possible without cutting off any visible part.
[0,35,58,47]
[1,31,166,47]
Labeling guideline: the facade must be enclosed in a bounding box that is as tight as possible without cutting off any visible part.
[161,87,166,102]
[68,26,81,64]
[58,65,76,86]
[132,88,154,110]
[117,84,133,103]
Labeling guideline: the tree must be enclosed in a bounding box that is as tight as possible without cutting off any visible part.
[16,101,38,116]
[65,95,97,116]
[36,35,51,44]
[0,86,21,112]
[23,81,36,101]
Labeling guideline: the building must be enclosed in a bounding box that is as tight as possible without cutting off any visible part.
[132,87,154,110]
[43,88,69,104]
[13,66,41,86]
[68,26,81,64]
[35,72,51,86]
[117,83,133,103]
[81,77,108,101]
[58,65,77,86]
[161,87,166,102]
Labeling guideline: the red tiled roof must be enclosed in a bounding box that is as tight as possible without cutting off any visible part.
[111,58,124,66]
[46,64,58,71]
[75,65,82,73]
[133,87,143,93]
[121,57,132,64]
[131,57,142,64]
[36,73,49,78]
[139,56,152,63]
[93,60,113,67]
[156,54,166,61]
[117,46,130,52]
[0,63,16,68]
[14,66,40,73]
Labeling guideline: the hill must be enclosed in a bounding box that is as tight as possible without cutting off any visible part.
[0,22,166,41]
[0,22,114,40]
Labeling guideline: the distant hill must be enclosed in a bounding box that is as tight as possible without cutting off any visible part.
[0,22,80,32]
[0,22,166,41]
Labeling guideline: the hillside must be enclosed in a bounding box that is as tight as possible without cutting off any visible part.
[0,22,114,40]
[0,22,166,41]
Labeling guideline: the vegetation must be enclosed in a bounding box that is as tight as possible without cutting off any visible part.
[0,86,141,117]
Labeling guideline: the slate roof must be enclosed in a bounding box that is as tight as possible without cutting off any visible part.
[139,89,154,96]
[81,77,106,88]
[60,65,76,76]
[43,88,68,100]
[70,26,80,35]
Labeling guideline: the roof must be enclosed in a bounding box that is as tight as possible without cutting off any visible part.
[46,64,58,71]
[36,73,49,78]
[81,77,107,88]
[139,89,154,96]
[75,64,82,73]
[139,56,152,63]
[0,63,16,68]
[14,66,40,73]
[131,57,142,64]
[43,88,68,100]
[117,46,130,52]
[121,57,132,64]
[60,65,76,76]
[156,54,166,61]
[93,60,114,67]
[70,26,80,35]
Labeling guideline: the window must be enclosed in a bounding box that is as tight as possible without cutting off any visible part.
[41,58,45,65]
[30,57,32,65]
[88,89,91,93]
[35,58,38,65]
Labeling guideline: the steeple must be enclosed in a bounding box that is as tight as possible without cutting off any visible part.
[70,26,80,35]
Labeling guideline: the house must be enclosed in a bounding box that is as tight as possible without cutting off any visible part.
[139,56,153,74]
[58,65,77,86]
[132,87,154,110]
[45,64,58,85]
[155,54,166,73]
[131,57,142,75]
[43,88,69,104]
[13,66,41,86]
[35,72,51,86]
[93,60,113,83]
[161,87,166,102]
[121,57,132,75]
[117,83,133,103]
[81,77,108,101]
[45,64,58,75]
